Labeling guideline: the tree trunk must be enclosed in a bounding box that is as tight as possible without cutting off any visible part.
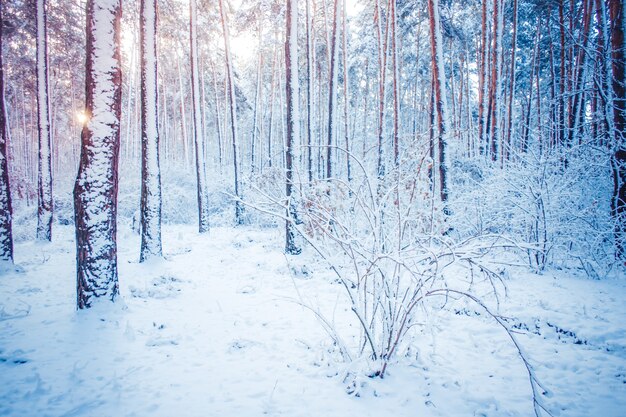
[306,0,315,183]
[428,0,450,207]
[342,0,352,181]
[504,0,518,163]
[36,0,53,242]
[478,0,489,155]
[326,0,340,179]
[285,0,301,255]
[189,0,210,233]
[139,0,162,261]
[610,0,626,259]
[0,3,13,264]
[74,0,122,309]
[390,0,400,168]
[219,0,244,224]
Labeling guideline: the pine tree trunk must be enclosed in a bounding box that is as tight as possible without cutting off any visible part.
[0,4,13,264]
[610,0,626,259]
[189,0,210,233]
[139,0,162,261]
[375,0,387,178]
[285,0,301,255]
[504,0,518,163]
[251,37,262,174]
[428,0,450,207]
[219,0,244,223]
[36,0,53,242]
[326,0,340,179]
[306,0,315,183]
[390,0,400,168]
[74,0,123,309]
[478,0,489,155]
[342,0,352,182]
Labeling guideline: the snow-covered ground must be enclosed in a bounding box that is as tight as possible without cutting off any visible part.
[1,224,625,417]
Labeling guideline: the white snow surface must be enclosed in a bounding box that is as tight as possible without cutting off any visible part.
[1,224,625,417]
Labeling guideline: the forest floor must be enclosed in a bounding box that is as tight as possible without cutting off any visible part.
[0,223,625,417]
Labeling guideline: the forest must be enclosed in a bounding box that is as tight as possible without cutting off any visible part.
[0,0,625,415]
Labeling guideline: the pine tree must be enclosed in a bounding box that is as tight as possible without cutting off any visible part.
[428,0,450,207]
[218,0,244,224]
[189,0,210,233]
[139,0,163,261]
[74,0,123,309]
[36,0,53,241]
[285,0,301,255]
[610,0,626,259]
[0,3,13,264]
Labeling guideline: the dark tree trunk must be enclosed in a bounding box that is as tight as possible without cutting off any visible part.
[74,0,122,309]
[36,0,53,242]
[306,0,314,183]
[285,0,301,255]
[610,0,626,259]
[139,0,163,262]
[326,0,340,179]
[428,0,449,207]
[0,3,14,264]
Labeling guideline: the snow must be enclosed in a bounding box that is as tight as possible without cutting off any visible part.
[1,223,625,416]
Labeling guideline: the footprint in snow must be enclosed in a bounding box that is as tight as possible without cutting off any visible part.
[228,339,259,353]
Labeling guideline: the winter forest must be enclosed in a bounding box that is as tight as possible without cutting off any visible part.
[0,0,625,415]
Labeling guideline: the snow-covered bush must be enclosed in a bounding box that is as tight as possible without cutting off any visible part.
[451,145,615,277]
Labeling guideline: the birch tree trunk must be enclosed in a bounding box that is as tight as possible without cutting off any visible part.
[74,0,122,309]
[189,0,210,233]
[139,0,162,261]
[36,0,53,242]
[0,4,13,264]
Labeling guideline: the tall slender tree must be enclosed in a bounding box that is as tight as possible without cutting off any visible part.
[74,0,123,309]
[428,0,450,206]
[285,0,301,255]
[0,2,13,264]
[189,0,210,233]
[610,0,626,258]
[326,0,340,179]
[219,0,244,223]
[139,0,163,261]
[36,0,53,241]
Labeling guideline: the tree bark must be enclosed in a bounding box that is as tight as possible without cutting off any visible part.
[610,0,626,258]
[74,0,122,309]
[0,3,13,264]
[306,0,315,183]
[36,0,53,242]
[139,0,163,261]
[428,0,450,207]
[285,0,301,255]
[189,0,210,233]
[326,0,340,179]
[219,0,244,223]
